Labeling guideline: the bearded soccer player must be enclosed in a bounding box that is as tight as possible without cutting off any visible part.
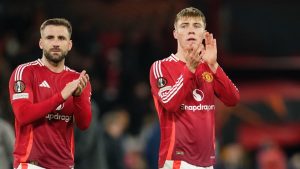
[149,7,240,169]
[8,18,92,169]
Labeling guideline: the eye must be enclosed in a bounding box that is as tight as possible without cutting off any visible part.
[180,23,188,28]
[46,36,54,40]
[194,24,203,29]
[58,36,66,40]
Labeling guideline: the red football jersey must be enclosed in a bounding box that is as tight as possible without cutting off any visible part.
[9,59,92,169]
[149,54,240,168]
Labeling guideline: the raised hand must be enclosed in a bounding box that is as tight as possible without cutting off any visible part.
[185,43,205,73]
[201,32,218,72]
[60,70,89,100]
[72,70,89,96]
[61,79,80,100]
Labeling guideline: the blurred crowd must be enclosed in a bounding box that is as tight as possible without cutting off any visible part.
[1,1,300,169]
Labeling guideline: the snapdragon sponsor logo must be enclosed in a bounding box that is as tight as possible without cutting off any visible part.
[180,104,215,112]
[45,113,73,122]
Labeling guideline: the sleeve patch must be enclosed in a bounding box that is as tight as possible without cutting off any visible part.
[12,93,29,100]
[14,80,25,93]
[157,77,167,88]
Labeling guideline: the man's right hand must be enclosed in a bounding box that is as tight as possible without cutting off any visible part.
[61,79,80,100]
[73,70,89,97]
[185,43,205,73]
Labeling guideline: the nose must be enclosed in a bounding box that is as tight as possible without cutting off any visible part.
[188,27,195,35]
[52,39,60,47]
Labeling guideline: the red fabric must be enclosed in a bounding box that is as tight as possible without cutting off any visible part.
[21,163,28,169]
[150,54,240,168]
[173,160,181,169]
[9,59,92,169]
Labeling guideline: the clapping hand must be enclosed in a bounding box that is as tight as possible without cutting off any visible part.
[73,70,89,96]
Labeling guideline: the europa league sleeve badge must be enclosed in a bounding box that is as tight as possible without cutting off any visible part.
[157,77,167,88]
[14,80,26,93]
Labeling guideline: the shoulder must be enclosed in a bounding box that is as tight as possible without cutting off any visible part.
[64,66,78,74]
[13,59,43,71]
[63,66,81,79]
[151,54,178,68]
[12,59,43,80]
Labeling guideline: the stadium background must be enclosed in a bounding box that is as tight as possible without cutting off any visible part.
[1,0,300,169]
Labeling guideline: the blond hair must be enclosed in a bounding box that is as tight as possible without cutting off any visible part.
[174,7,206,28]
[40,18,72,38]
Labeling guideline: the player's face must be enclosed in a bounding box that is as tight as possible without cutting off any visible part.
[39,25,72,64]
[174,17,205,51]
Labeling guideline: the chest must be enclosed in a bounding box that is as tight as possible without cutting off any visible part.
[167,63,213,89]
[31,69,77,114]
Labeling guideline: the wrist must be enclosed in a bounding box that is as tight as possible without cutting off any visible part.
[208,62,219,73]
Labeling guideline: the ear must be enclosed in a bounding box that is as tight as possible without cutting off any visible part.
[39,39,43,49]
[173,29,178,40]
[68,40,73,51]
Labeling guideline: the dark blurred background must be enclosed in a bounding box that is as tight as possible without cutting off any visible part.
[1,0,300,169]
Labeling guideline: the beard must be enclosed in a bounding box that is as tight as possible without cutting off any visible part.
[43,49,68,64]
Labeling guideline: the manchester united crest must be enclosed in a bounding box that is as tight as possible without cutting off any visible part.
[202,72,213,82]
[14,80,25,93]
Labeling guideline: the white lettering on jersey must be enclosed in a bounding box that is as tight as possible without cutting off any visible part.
[180,104,215,112]
[12,93,29,100]
[45,113,73,122]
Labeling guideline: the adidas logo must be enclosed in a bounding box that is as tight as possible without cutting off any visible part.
[39,80,50,88]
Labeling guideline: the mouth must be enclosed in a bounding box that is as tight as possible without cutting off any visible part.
[187,38,197,42]
[50,49,61,53]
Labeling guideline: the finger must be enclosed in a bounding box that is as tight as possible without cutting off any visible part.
[209,33,214,45]
[80,77,87,88]
[83,74,89,85]
[195,44,204,60]
[85,74,90,82]
[214,39,217,49]
[77,83,83,91]
[190,43,200,58]
[78,70,86,79]
[205,32,212,45]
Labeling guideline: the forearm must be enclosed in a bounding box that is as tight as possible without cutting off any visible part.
[157,67,194,112]
[73,96,92,130]
[208,62,219,73]
[213,66,240,106]
[73,83,92,130]
[12,93,64,126]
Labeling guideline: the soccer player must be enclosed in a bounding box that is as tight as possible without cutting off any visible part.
[8,18,92,169]
[149,7,240,169]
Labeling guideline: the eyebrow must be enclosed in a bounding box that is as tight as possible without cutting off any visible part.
[45,35,67,39]
[179,22,203,26]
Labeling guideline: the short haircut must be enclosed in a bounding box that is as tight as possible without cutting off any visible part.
[40,18,72,38]
[174,7,206,28]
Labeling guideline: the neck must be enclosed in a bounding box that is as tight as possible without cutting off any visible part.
[41,56,65,73]
[175,46,187,63]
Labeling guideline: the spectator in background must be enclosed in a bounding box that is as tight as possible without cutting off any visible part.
[215,143,248,169]
[0,118,15,169]
[257,142,287,169]
[75,101,107,169]
[289,153,300,169]
[0,54,13,123]
[149,7,240,169]
[102,108,129,169]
